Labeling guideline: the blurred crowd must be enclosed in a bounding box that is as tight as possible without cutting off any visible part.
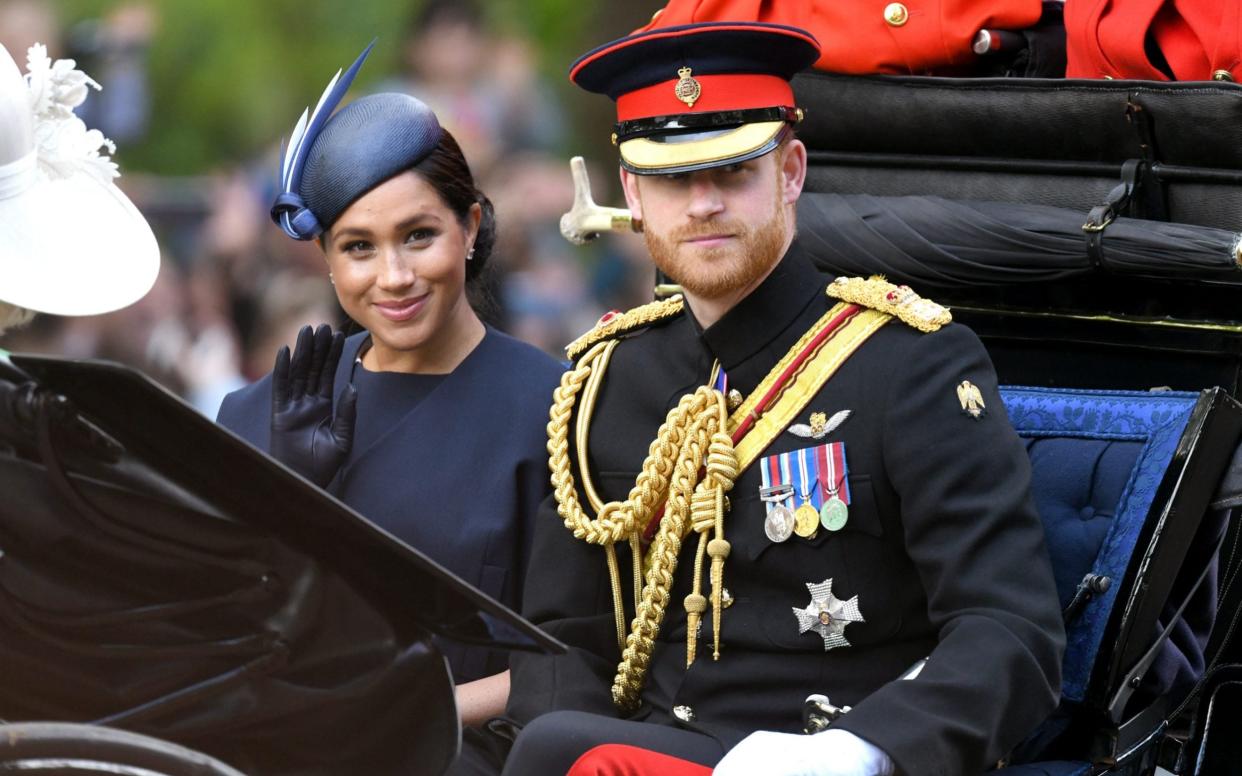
[0,0,655,416]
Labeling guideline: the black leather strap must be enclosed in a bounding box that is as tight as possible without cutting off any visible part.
[1126,97,1160,163]
[1083,159,1144,269]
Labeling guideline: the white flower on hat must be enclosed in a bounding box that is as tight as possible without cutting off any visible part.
[23,43,118,184]
[0,40,159,320]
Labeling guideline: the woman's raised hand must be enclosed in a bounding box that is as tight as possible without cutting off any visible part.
[270,324,357,487]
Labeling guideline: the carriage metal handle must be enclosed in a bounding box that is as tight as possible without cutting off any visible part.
[801,658,928,734]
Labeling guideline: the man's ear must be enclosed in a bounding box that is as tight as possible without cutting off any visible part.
[620,167,644,222]
[780,138,807,206]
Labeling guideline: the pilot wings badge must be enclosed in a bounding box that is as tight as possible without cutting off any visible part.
[788,410,851,440]
[956,380,987,420]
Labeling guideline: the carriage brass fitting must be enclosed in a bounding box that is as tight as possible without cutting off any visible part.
[801,658,925,735]
[559,156,642,245]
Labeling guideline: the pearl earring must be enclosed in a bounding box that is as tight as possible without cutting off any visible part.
[328,273,335,286]
[466,247,475,261]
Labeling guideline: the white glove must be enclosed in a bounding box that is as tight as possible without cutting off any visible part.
[712,729,895,776]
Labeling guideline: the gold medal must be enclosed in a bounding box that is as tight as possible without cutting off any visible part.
[794,503,819,538]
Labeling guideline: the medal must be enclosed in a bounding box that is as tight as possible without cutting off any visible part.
[821,496,849,531]
[792,578,865,651]
[760,458,796,544]
[794,503,820,538]
[815,442,850,531]
[765,504,795,542]
[793,448,819,538]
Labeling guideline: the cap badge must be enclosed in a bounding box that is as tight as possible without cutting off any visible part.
[674,66,701,108]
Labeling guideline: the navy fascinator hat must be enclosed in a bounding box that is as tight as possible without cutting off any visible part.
[271,42,444,240]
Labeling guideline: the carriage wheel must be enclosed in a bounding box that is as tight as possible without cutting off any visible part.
[0,722,246,775]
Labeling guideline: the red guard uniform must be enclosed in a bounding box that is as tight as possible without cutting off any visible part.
[1066,0,1242,82]
[633,0,1043,74]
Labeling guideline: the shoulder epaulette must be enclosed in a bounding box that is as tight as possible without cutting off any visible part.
[566,295,685,360]
[826,276,951,333]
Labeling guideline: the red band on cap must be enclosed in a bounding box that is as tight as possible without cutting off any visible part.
[616,73,794,122]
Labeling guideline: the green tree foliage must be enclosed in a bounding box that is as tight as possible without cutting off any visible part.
[57,0,614,175]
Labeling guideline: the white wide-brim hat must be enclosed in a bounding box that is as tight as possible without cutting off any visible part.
[0,42,158,317]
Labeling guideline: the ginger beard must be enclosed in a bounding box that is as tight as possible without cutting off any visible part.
[641,185,789,300]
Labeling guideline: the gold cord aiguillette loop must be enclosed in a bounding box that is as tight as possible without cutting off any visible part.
[548,344,737,711]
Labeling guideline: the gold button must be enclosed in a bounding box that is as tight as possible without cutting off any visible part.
[721,588,734,608]
[884,3,909,26]
[726,389,744,411]
[1213,69,1236,82]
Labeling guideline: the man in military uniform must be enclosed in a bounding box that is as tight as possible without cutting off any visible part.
[463,13,1066,776]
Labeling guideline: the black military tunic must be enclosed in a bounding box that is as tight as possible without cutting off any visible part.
[503,244,1066,776]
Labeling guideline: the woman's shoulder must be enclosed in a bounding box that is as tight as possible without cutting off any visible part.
[216,372,274,448]
[481,327,566,381]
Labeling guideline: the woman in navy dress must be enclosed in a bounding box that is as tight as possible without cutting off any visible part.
[215,46,563,726]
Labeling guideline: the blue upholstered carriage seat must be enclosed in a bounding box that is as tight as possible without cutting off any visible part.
[998,387,1206,776]
[1024,435,1142,623]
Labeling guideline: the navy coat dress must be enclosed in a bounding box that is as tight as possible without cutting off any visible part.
[217,326,564,682]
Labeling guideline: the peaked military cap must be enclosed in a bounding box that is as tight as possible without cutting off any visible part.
[570,6,820,175]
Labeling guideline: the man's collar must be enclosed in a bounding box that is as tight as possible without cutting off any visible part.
[695,240,825,370]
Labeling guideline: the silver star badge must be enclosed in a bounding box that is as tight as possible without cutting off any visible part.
[788,410,851,439]
[792,578,864,651]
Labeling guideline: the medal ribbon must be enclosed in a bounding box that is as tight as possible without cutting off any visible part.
[780,452,795,511]
[642,302,890,542]
[797,448,820,509]
[815,442,851,504]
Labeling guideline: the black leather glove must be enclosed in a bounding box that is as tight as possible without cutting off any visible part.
[270,324,357,487]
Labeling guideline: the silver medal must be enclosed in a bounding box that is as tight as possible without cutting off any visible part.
[765,504,795,543]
